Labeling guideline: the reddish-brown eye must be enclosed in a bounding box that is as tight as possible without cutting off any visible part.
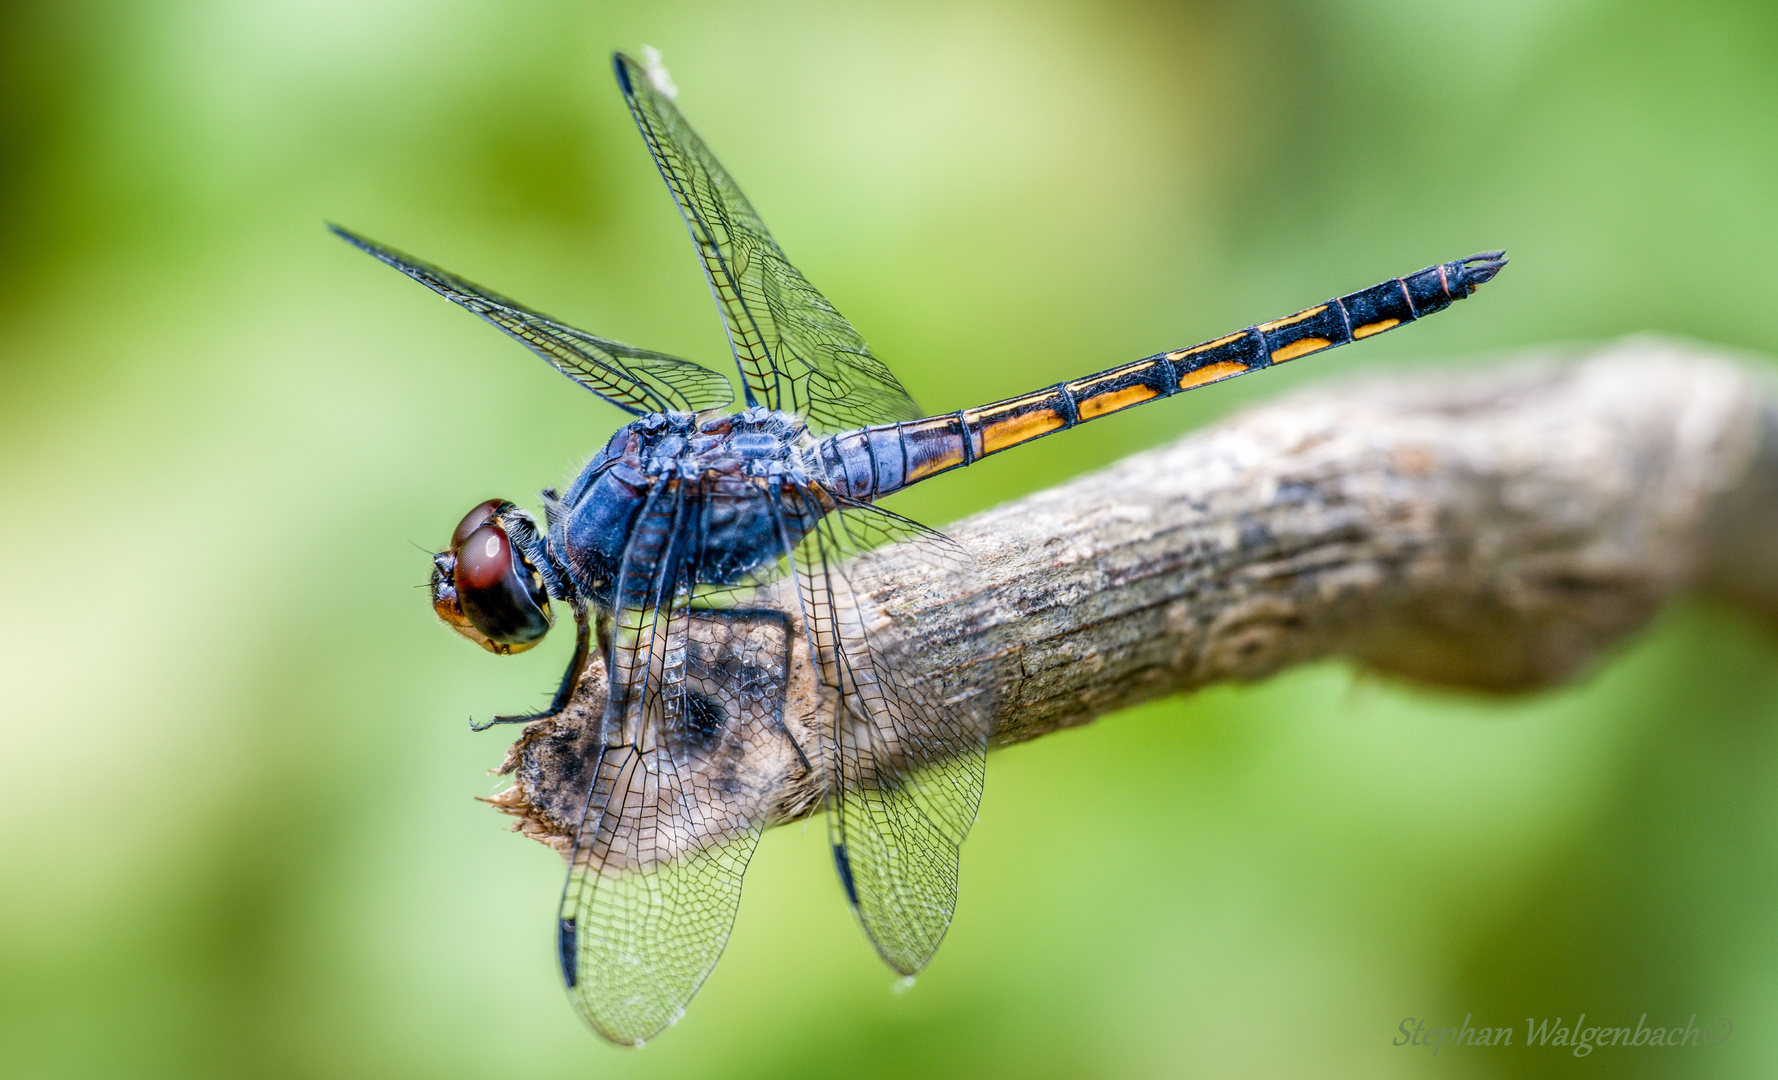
[452,521,552,651]
[455,523,512,591]
[451,499,506,550]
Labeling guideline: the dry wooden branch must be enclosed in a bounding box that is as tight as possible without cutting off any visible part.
[489,338,1778,848]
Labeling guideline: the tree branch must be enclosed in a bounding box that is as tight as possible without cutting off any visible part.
[488,338,1778,850]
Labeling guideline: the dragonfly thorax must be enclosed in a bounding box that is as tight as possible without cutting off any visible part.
[551,407,828,609]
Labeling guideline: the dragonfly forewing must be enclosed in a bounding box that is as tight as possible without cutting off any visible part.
[559,745,763,1046]
[329,224,735,415]
[561,486,803,1045]
[614,52,923,434]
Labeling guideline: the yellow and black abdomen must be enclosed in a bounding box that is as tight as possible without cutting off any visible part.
[819,251,1505,500]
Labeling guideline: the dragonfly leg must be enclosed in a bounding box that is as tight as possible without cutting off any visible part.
[469,604,593,731]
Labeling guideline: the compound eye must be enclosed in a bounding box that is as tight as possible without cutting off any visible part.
[450,499,507,550]
[449,521,552,654]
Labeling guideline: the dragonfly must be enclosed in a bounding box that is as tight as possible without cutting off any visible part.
[333,49,1505,1046]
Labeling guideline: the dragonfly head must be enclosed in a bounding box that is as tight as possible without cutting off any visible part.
[431,499,553,655]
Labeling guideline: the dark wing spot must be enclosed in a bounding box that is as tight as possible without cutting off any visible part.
[832,843,859,906]
[558,917,578,987]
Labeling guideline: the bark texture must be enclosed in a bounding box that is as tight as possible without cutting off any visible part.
[489,338,1778,845]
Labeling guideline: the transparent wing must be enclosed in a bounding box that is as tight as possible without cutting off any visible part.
[559,482,797,1045]
[613,52,923,434]
[770,493,992,974]
[560,746,761,1045]
[330,224,735,415]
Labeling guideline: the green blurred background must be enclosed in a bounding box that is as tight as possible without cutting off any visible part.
[5,0,1778,1076]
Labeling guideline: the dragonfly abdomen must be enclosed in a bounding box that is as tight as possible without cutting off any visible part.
[819,252,1506,501]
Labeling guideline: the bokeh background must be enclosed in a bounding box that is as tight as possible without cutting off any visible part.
[5,0,1778,1076]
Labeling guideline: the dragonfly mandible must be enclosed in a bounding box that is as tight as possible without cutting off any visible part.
[333,49,1505,1047]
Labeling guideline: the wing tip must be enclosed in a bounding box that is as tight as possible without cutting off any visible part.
[326,221,368,250]
[325,224,414,274]
[614,47,678,100]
